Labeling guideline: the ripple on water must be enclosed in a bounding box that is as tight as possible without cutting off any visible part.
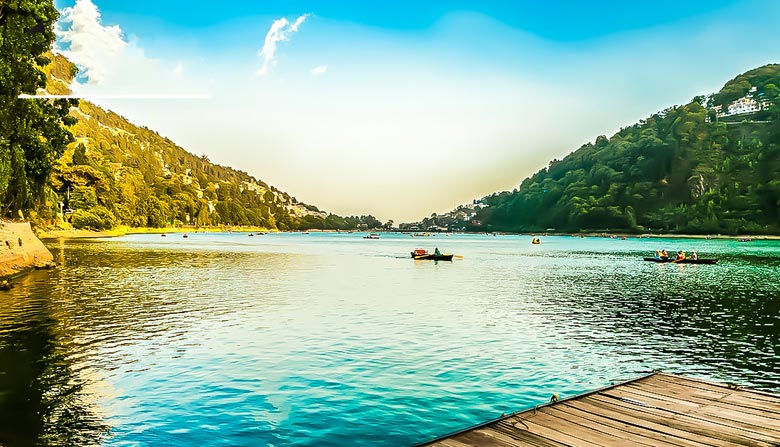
[0,234,778,446]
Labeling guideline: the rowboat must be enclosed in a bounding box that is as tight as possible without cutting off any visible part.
[411,248,453,261]
[643,257,717,264]
[411,252,454,261]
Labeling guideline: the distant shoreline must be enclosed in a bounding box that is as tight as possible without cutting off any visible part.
[554,232,780,241]
[36,227,780,241]
[37,225,275,239]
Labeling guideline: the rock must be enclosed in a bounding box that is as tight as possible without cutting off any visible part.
[34,260,56,270]
[0,220,54,279]
[0,280,13,291]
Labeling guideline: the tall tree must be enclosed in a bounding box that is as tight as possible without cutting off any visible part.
[0,0,76,217]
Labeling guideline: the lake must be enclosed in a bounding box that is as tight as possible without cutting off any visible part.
[1,232,778,446]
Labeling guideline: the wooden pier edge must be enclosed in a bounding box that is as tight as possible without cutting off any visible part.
[413,371,780,447]
[412,371,659,447]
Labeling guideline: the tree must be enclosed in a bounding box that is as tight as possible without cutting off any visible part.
[0,0,77,216]
[72,143,89,165]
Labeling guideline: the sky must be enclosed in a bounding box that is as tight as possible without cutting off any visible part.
[52,0,780,222]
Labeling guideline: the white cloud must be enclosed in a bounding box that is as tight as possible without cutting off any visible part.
[256,14,310,76]
[55,0,126,84]
[54,0,206,99]
[310,65,328,76]
[290,14,308,32]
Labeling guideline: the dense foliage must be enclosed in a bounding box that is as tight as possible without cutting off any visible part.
[469,65,780,234]
[0,0,76,217]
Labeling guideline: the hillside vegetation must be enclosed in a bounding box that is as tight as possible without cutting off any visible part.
[33,54,378,231]
[465,65,780,234]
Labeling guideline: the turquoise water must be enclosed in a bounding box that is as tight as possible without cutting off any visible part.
[1,233,779,446]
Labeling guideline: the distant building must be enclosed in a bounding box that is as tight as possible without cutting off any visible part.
[727,97,760,115]
[712,87,770,118]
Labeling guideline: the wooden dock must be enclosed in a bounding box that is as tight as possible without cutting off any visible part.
[417,372,780,447]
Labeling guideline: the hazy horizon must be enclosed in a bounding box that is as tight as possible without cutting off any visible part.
[52,0,780,222]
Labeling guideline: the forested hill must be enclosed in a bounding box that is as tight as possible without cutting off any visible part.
[465,64,780,235]
[36,54,378,231]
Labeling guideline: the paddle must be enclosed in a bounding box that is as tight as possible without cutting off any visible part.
[453,255,464,259]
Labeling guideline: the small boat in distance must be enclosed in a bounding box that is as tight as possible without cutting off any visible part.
[411,248,454,261]
[183,233,188,238]
[364,233,380,239]
[532,237,540,244]
[643,257,717,264]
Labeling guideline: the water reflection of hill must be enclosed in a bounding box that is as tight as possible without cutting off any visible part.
[0,272,109,447]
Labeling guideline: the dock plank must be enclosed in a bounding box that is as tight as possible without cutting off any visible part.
[652,374,780,413]
[635,375,780,415]
[600,386,780,434]
[528,406,683,447]
[575,395,776,447]
[551,403,723,447]
[416,373,780,447]
[586,394,780,445]
[562,398,748,447]
[504,416,622,447]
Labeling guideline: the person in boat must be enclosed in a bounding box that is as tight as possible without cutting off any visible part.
[660,249,668,260]
[675,251,685,261]
[690,250,698,260]
[434,247,441,256]
[654,250,662,260]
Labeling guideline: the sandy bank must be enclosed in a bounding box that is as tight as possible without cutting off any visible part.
[0,220,55,280]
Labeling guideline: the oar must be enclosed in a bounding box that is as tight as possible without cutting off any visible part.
[453,255,464,259]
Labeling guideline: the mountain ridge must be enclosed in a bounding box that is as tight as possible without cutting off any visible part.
[404,64,780,235]
[36,54,381,231]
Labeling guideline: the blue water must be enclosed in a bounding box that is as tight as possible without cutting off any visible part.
[1,233,779,446]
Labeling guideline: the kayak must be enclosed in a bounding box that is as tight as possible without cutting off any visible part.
[643,257,718,264]
[411,252,454,261]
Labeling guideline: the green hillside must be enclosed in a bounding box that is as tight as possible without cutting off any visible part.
[457,65,780,235]
[32,55,378,231]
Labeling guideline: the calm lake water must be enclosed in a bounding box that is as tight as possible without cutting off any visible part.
[1,232,779,446]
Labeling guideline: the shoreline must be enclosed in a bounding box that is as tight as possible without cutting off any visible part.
[34,226,780,241]
[37,225,276,240]
[563,232,780,240]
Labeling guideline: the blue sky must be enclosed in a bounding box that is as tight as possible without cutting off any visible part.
[57,0,743,39]
[53,0,780,221]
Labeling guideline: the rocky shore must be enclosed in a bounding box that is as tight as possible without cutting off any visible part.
[0,220,55,282]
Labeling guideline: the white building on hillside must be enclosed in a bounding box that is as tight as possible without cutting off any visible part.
[727,97,760,115]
